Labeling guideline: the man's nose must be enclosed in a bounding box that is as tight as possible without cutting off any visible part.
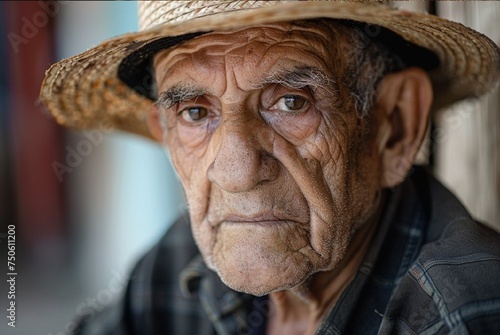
[207,120,280,193]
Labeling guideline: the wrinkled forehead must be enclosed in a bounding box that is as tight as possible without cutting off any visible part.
[153,20,349,86]
[157,20,335,55]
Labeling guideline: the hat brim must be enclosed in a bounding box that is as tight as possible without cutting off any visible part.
[40,1,500,139]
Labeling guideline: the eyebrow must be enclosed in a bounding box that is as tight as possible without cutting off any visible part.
[156,84,209,109]
[256,66,335,91]
[155,66,336,108]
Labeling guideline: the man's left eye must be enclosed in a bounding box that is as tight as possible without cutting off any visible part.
[274,95,308,112]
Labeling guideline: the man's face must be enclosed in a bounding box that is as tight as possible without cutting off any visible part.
[154,21,384,295]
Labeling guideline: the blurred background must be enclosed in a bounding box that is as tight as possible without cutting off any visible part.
[0,2,498,335]
[1,2,185,334]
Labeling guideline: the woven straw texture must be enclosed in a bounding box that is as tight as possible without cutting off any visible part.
[40,1,500,139]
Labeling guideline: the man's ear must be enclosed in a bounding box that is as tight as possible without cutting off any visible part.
[146,104,164,142]
[376,67,433,188]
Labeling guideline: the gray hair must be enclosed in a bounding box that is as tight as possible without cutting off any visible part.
[338,22,406,116]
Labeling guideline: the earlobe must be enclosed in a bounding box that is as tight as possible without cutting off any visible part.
[377,68,433,188]
[146,104,164,142]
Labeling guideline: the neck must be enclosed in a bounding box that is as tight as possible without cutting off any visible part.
[266,200,384,335]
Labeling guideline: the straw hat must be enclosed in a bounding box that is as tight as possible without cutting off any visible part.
[40,1,500,139]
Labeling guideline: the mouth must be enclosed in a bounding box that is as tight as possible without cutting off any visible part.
[223,219,300,227]
[224,212,285,222]
[206,198,310,228]
[214,212,309,230]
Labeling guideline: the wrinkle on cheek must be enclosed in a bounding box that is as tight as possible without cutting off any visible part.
[271,136,334,229]
[302,125,339,163]
[316,115,353,167]
[270,126,355,264]
[168,136,211,189]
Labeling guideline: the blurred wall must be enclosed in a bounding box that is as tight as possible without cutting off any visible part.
[393,1,500,231]
[56,1,186,291]
[1,2,186,335]
[434,2,500,231]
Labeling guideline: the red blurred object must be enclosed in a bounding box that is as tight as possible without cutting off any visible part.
[4,1,66,262]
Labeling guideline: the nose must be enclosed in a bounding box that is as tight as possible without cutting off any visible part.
[207,120,279,193]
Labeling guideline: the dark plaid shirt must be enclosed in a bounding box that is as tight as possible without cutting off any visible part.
[74,166,500,334]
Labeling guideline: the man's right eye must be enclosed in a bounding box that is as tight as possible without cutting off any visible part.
[179,107,209,123]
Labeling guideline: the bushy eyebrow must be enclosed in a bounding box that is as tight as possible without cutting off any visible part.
[155,66,335,109]
[156,85,209,109]
[256,66,335,91]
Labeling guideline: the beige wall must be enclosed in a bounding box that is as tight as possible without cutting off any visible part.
[392,2,500,231]
[434,2,500,231]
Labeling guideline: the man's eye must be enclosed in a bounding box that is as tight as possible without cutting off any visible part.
[180,107,209,122]
[275,95,308,112]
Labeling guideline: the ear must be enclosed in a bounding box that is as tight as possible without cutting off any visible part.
[376,67,433,188]
[146,104,164,142]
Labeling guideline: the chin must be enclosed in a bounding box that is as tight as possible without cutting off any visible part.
[195,216,349,296]
[217,267,312,297]
[208,247,317,296]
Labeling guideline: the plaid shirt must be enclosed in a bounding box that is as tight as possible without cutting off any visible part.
[74,167,500,334]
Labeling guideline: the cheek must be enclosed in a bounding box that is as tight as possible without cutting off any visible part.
[318,115,381,227]
[167,136,193,184]
[167,126,213,184]
[263,107,321,146]
[176,125,213,157]
[303,113,376,219]
[167,129,218,226]
[299,117,348,181]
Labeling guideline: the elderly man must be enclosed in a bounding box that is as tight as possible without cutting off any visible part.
[41,1,500,334]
